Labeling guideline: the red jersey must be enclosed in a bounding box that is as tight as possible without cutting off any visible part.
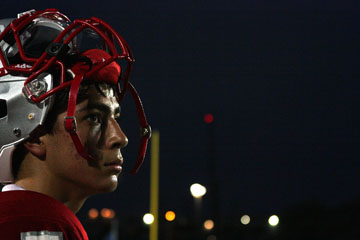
[0,190,88,240]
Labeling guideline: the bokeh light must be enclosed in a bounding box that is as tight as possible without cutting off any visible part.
[143,213,154,225]
[204,113,214,124]
[190,183,207,198]
[240,215,250,225]
[204,219,215,230]
[268,215,279,226]
[101,208,115,219]
[165,210,176,221]
[88,208,99,219]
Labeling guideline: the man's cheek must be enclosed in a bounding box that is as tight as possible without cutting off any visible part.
[84,126,103,161]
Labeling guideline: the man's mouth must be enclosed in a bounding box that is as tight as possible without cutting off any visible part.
[104,158,123,172]
[104,159,122,166]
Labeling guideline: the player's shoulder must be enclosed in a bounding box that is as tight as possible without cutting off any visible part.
[0,190,72,218]
[0,190,88,240]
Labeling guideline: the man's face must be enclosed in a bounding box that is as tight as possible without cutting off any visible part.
[42,84,128,195]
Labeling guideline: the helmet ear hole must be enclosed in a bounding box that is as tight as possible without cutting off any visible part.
[0,99,7,118]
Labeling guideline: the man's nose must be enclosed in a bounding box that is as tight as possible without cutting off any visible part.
[106,118,128,149]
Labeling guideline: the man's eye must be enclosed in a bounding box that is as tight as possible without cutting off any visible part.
[86,114,102,124]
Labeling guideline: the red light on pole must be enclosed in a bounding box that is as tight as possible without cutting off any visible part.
[204,113,214,124]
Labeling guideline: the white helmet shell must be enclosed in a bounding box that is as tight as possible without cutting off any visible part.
[0,73,53,183]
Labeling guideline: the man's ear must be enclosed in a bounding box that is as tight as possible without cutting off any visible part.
[23,140,46,160]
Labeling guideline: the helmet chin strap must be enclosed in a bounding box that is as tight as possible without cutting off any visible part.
[63,63,151,174]
[64,64,95,161]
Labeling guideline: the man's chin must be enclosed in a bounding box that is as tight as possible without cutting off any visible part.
[95,176,118,193]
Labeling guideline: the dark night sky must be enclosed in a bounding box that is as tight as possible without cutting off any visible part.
[3,0,360,221]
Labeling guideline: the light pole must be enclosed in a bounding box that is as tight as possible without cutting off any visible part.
[190,183,207,237]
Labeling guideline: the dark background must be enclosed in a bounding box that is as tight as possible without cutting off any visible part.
[2,1,360,239]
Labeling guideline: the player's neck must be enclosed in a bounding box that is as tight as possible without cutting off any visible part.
[14,153,93,213]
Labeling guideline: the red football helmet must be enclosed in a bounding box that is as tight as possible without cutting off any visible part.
[0,9,151,182]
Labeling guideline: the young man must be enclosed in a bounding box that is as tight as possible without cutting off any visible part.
[0,9,151,239]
